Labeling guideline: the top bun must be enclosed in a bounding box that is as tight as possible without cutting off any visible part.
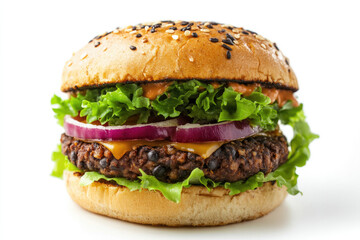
[61,21,298,92]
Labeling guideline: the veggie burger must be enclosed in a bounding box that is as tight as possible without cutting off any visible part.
[51,21,317,226]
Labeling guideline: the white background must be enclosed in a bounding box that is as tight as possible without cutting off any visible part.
[1,0,359,239]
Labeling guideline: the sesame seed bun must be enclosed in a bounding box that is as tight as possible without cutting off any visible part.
[64,171,287,226]
[61,21,298,92]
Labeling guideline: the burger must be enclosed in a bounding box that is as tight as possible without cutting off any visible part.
[51,20,318,226]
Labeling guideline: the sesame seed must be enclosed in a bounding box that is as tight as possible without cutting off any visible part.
[153,23,162,28]
[206,24,213,29]
[255,35,265,41]
[210,38,219,43]
[136,33,142,38]
[242,31,249,35]
[247,29,257,35]
[129,30,137,34]
[163,23,174,27]
[222,44,232,51]
[200,29,210,33]
[180,21,189,26]
[169,26,177,30]
[232,29,240,33]
[181,25,192,31]
[222,39,234,45]
[218,29,226,33]
[150,28,156,33]
[234,34,240,39]
[103,47,107,52]
[226,33,235,41]
[80,53,88,60]
[145,26,150,31]
[226,51,231,59]
[166,29,175,34]
[125,28,132,32]
[274,42,280,51]
[94,42,101,47]
[191,32,198,37]
[132,26,137,30]
[142,38,148,43]
[189,56,194,62]
[129,45,137,50]
[261,43,266,49]
[233,40,239,45]
[184,30,191,36]
[210,21,219,25]
[172,35,179,40]
[67,61,72,67]
[113,29,119,34]
[285,58,289,65]
[268,42,273,48]
[141,51,145,55]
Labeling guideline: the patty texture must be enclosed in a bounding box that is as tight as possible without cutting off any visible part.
[61,133,288,183]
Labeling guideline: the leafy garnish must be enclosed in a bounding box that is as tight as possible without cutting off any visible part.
[51,144,80,178]
[52,80,279,130]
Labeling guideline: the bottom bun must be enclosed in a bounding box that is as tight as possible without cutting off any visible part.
[64,171,287,226]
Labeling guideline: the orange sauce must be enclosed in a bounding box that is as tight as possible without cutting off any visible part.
[228,83,298,107]
[141,82,172,100]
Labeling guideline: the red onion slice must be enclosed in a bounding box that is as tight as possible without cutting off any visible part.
[172,120,261,143]
[64,116,261,143]
[64,115,178,141]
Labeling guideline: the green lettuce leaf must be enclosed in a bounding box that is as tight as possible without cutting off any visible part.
[51,144,80,179]
[80,172,141,191]
[51,80,279,130]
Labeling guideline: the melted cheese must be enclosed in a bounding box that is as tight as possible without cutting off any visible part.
[98,140,224,159]
[170,142,224,159]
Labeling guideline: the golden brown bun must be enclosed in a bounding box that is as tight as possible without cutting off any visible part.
[62,21,298,92]
[64,171,287,226]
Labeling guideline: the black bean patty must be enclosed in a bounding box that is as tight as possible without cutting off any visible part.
[61,133,288,183]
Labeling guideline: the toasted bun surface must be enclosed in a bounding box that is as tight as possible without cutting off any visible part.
[64,171,287,226]
[62,21,298,92]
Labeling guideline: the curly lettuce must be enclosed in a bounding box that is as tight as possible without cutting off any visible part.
[51,80,279,130]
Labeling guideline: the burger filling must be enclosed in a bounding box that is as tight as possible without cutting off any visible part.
[60,133,288,183]
[51,80,317,203]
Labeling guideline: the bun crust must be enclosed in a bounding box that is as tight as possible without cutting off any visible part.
[64,171,287,226]
[62,21,298,92]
